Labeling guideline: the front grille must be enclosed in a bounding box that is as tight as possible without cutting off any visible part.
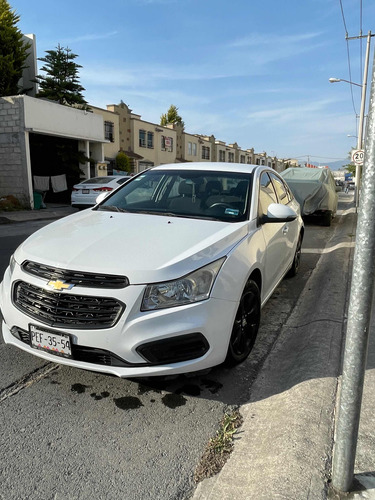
[13,281,124,329]
[21,261,129,289]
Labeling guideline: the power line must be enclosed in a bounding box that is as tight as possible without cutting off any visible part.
[339,0,348,34]
[293,155,348,160]
[338,0,358,115]
[360,0,363,81]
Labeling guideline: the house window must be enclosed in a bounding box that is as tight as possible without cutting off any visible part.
[228,152,234,163]
[139,129,146,147]
[161,136,173,152]
[192,143,197,156]
[256,158,260,165]
[202,146,210,160]
[188,142,192,155]
[147,131,154,149]
[240,155,245,163]
[104,121,114,142]
[219,150,225,162]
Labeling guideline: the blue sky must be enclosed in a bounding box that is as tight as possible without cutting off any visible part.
[12,0,375,167]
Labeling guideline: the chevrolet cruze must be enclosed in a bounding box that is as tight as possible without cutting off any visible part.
[0,163,303,377]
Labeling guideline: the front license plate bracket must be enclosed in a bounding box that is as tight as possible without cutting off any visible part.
[29,324,72,358]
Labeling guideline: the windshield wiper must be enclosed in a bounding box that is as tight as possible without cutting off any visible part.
[98,205,127,213]
[132,210,178,217]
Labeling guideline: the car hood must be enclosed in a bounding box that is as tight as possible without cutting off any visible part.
[15,210,248,283]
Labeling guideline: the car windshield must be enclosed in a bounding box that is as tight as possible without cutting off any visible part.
[97,169,252,222]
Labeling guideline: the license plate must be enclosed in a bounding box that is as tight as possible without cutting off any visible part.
[82,189,90,194]
[29,324,72,358]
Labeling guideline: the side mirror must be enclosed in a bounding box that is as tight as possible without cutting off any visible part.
[95,192,110,204]
[261,203,298,224]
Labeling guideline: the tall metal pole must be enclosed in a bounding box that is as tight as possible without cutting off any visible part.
[354,31,371,208]
[331,48,375,492]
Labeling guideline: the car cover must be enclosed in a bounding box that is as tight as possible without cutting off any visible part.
[281,168,338,216]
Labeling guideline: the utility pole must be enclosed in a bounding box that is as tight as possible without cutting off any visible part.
[331,47,375,493]
[347,31,373,208]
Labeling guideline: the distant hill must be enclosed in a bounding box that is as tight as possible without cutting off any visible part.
[325,160,348,171]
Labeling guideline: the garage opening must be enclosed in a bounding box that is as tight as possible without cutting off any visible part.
[29,133,85,204]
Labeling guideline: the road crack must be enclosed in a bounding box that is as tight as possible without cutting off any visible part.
[0,363,59,403]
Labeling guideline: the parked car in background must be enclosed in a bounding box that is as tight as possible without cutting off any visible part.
[71,175,131,209]
[281,167,339,226]
[1,163,303,378]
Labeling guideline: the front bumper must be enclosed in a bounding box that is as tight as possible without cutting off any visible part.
[0,265,237,377]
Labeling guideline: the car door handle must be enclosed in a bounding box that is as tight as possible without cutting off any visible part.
[282,226,289,235]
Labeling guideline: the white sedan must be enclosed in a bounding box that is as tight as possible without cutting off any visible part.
[0,163,303,378]
[71,175,131,209]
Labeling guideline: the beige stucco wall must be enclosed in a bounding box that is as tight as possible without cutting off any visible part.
[184,132,200,162]
[131,118,177,166]
[107,102,133,154]
[90,105,120,161]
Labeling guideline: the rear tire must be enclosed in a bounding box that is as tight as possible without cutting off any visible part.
[286,233,302,277]
[322,211,332,226]
[225,280,261,366]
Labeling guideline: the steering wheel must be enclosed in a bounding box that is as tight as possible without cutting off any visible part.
[208,202,230,209]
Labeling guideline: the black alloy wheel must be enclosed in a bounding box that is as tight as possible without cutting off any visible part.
[225,280,261,366]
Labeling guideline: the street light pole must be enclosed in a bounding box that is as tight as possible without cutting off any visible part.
[354,31,372,208]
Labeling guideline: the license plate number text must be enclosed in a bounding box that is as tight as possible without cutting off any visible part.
[30,325,72,358]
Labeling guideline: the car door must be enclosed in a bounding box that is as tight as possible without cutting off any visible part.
[269,171,299,270]
[258,172,291,296]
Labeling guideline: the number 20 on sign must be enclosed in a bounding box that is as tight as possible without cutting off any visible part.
[351,149,364,165]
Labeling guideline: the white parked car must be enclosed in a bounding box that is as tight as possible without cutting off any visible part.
[0,163,303,378]
[71,175,131,209]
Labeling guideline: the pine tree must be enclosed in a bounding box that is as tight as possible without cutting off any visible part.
[35,44,88,109]
[0,0,31,96]
[160,104,185,129]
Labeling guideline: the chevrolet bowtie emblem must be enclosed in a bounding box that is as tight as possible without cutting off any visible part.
[47,280,75,291]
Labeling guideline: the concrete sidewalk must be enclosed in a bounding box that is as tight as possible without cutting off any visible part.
[193,200,375,500]
[0,203,78,225]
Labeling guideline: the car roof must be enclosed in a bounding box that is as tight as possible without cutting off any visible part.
[281,167,330,181]
[151,162,259,175]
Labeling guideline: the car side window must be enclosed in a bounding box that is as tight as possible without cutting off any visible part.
[258,172,277,218]
[283,180,294,202]
[269,172,289,205]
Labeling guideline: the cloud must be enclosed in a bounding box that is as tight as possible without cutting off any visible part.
[80,62,248,87]
[223,32,325,66]
[62,31,119,44]
[228,32,323,49]
[244,98,342,124]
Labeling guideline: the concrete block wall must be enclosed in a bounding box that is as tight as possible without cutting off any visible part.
[0,96,31,206]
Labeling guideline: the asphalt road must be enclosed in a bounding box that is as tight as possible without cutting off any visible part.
[0,210,339,500]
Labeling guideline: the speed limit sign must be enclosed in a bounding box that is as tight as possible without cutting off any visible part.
[351,149,364,165]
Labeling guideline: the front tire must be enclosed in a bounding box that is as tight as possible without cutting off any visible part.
[225,280,261,366]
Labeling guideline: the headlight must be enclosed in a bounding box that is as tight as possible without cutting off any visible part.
[141,257,226,311]
[9,255,16,275]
